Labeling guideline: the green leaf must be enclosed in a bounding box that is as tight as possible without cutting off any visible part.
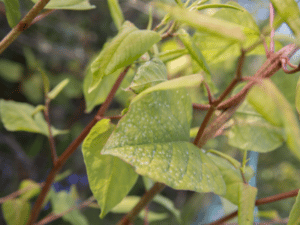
[89,21,161,92]
[238,183,257,225]
[270,0,300,40]
[103,89,225,194]
[19,179,41,200]
[0,59,23,82]
[178,29,211,75]
[107,0,124,30]
[31,0,95,10]
[0,100,67,137]
[207,152,254,205]
[2,199,30,225]
[47,78,70,100]
[227,101,285,153]
[111,196,169,222]
[82,119,138,218]
[196,3,244,11]
[50,190,88,225]
[129,58,168,94]
[3,0,21,27]
[287,190,300,225]
[132,74,203,103]
[296,77,300,115]
[158,3,245,42]
[247,80,300,160]
[158,48,188,63]
[153,195,181,223]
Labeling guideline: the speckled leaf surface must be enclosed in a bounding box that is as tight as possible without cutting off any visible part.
[0,100,67,137]
[89,21,161,91]
[207,152,253,205]
[129,58,167,94]
[82,119,138,218]
[102,89,225,194]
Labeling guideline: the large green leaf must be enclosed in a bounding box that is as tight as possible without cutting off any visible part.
[129,58,167,94]
[158,3,245,42]
[2,199,30,225]
[50,190,88,225]
[82,119,138,218]
[270,0,300,40]
[102,88,225,194]
[207,152,254,205]
[0,100,67,137]
[89,21,161,92]
[247,80,300,160]
[287,190,300,225]
[31,0,95,10]
[107,0,124,30]
[3,0,21,27]
[227,101,285,153]
[238,183,257,225]
[178,29,211,75]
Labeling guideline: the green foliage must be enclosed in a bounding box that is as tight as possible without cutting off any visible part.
[2,0,21,27]
[238,183,257,225]
[107,0,124,30]
[31,0,95,10]
[287,190,300,225]
[2,199,30,225]
[0,59,23,82]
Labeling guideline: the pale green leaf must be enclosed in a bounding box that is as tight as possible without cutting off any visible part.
[129,58,167,94]
[178,29,211,75]
[227,101,285,153]
[238,183,257,225]
[19,179,41,200]
[158,48,188,63]
[296,77,300,115]
[0,100,67,137]
[2,199,30,225]
[103,89,225,194]
[111,196,169,222]
[158,3,245,42]
[207,152,254,205]
[0,59,23,82]
[89,21,161,92]
[3,0,21,27]
[31,0,95,10]
[247,80,300,160]
[196,3,244,11]
[270,0,300,39]
[132,74,203,103]
[82,119,138,218]
[47,78,70,100]
[287,190,300,225]
[107,0,124,30]
[50,190,88,225]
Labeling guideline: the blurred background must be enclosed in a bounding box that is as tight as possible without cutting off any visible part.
[0,0,300,224]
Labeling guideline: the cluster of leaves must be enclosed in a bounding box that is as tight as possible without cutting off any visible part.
[1,0,300,225]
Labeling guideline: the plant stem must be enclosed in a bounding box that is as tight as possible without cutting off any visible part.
[0,0,51,54]
[27,66,130,225]
[206,189,299,225]
[116,183,166,225]
[44,98,57,164]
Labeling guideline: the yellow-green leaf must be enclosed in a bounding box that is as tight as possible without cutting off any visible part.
[31,0,95,10]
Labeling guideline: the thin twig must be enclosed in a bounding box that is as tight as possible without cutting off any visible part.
[269,3,275,54]
[27,66,131,225]
[203,82,214,105]
[30,9,56,26]
[206,189,299,225]
[0,0,51,54]
[44,98,57,164]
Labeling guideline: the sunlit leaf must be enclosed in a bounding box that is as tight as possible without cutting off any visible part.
[158,48,188,63]
[247,80,300,160]
[129,58,167,94]
[287,190,300,225]
[50,190,88,225]
[82,119,138,218]
[47,78,70,100]
[238,183,257,225]
[107,0,124,30]
[3,0,21,27]
[158,3,245,42]
[31,0,95,10]
[196,3,244,11]
[2,199,30,225]
[0,100,67,136]
[103,88,225,194]
[89,21,161,92]
[19,179,41,200]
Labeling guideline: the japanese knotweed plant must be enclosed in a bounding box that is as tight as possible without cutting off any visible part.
[2,0,300,225]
